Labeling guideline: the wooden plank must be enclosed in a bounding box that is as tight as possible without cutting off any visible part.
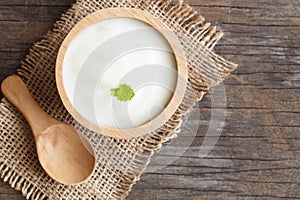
[187,0,297,9]
[0,5,71,21]
[0,182,24,200]
[0,0,300,199]
[0,0,75,6]
[126,0,300,199]
[203,84,300,104]
[0,22,62,51]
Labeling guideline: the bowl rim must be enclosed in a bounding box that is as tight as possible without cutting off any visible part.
[56,7,188,139]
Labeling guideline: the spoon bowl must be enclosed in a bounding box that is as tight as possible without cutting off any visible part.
[1,75,96,185]
[36,124,95,185]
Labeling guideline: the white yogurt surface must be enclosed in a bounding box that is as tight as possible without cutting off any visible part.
[63,18,177,129]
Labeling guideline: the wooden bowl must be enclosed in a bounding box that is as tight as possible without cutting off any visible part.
[56,8,187,139]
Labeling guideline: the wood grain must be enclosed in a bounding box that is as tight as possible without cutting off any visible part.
[1,0,300,199]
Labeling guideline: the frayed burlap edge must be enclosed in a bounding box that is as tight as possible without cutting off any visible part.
[0,0,237,199]
[0,163,47,200]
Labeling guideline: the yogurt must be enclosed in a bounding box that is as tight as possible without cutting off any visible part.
[63,18,177,129]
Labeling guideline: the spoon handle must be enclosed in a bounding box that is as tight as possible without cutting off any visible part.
[1,75,57,136]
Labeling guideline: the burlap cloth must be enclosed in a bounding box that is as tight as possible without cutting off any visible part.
[0,0,237,199]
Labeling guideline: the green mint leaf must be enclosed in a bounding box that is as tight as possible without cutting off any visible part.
[110,88,118,97]
[110,84,135,102]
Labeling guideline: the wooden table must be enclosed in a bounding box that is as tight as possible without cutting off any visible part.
[1,0,300,199]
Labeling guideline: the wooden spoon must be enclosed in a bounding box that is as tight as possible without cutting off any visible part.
[1,75,96,185]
